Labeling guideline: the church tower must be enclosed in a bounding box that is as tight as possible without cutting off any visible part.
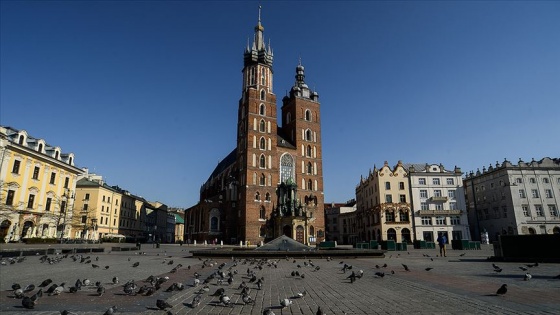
[236,7,278,242]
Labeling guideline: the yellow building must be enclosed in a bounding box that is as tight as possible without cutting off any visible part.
[356,160,413,243]
[0,126,83,242]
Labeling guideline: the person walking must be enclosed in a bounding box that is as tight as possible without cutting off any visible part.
[437,233,447,257]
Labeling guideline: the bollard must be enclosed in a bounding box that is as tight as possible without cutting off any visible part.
[204,240,207,246]
[194,240,197,246]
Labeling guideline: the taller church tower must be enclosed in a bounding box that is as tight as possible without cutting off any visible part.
[234,7,325,244]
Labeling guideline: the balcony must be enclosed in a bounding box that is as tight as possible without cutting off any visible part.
[430,196,448,202]
[417,209,462,216]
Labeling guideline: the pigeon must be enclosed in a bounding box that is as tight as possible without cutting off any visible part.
[211,288,225,296]
[83,279,91,286]
[519,266,528,271]
[23,284,36,292]
[46,283,58,294]
[12,283,22,290]
[492,263,501,270]
[316,306,326,315]
[425,267,433,271]
[496,284,507,295]
[242,292,255,305]
[494,268,503,273]
[157,299,173,310]
[112,276,119,284]
[22,296,35,309]
[105,265,110,269]
[193,278,200,287]
[190,294,202,308]
[74,279,82,290]
[374,272,385,278]
[347,271,357,283]
[103,305,117,315]
[280,298,293,308]
[459,253,466,257]
[297,289,307,298]
[39,279,53,287]
[524,273,532,281]
[132,262,140,267]
[220,294,232,307]
[14,288,24,299]
[60,310,79,315]
[402,264,410,271]
[50,283,65,296]
[97,286,105,296]
[69,286,78,293]
[92,264,100,268]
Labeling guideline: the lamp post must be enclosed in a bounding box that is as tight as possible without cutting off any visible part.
[58,188,71,244]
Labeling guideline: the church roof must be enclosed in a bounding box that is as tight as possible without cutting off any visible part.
[254,235,314,252]
[207,148,237,182]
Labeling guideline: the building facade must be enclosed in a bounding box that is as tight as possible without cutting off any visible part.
[407,163,469,243]
[355,161,413,243]
[0,126,83,242]
[463,157,560,242]
[189,10,326,245]
[324,201,357,243]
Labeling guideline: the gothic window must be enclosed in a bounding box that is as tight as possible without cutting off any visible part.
[306,145,312,157]
[250,68,256,85]
[260,137,266,150]
[260,89,265,100]
[309,225,315,236]
[259,104,265,115]
[259,206,266,219]
[286,112,291,124]
[255,192,260,201]
[265,192,271,201]
[280,154,295,184]
[305,109,311,121]
[261,71,265,85]
[259,154,266,168]
[259,119,266,132]
[260,174,266,186]
[305,129,312,141]
[307,162,313,174]
[307,179,313,190]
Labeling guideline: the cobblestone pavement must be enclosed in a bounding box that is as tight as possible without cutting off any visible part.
[1,243,559,314]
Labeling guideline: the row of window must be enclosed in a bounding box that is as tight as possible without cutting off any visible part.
[420,216,461,225]
[254,192,271,202]
[420,202,458,211]
[477,177,559,192]
[517,189,555,199]
[418,178,455,185]
[521,204,558,217]
[14,134,71,164]
[419,189,456,198]
[5,190,66,212]
[12,161,70,187]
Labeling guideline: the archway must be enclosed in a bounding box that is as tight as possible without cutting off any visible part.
[401,228,411,243]
[296,225,304,243]
[553,227,560,234]
[387,228,397,241]
[0,220,11,240]
[22,221,34,238]
[528,227,536,235]
[283,225,292,238]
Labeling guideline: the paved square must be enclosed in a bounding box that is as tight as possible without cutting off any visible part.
[1,243,559,314]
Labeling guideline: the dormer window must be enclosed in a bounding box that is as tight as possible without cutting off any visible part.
[38,144,43,152]
[18,135,24,145]
[55,151,59,159]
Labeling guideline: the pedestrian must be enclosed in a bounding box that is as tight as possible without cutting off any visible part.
[437,233,447,257]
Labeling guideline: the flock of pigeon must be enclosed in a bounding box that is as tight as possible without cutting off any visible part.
[3,249,560,314]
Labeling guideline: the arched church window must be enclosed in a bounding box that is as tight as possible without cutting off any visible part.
[260,206,266,219]
[307,162,313,174]
[260,137,266,150]
[306,145,312,157]
[260,154,266,168]
[259,119,266,132]
[280,154,295,184]
[307,179,313,190]
[259,104,265,115]
[305,109,312,121]
[260,89,265,100]
[306,129,312,141]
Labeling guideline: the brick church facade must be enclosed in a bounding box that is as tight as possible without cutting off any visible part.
[185,10,325,245]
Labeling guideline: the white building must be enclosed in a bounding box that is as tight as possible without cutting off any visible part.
[407,163,470,243]
[463,158,560,242]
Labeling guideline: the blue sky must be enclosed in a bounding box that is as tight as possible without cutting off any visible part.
[1,1,559,208]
